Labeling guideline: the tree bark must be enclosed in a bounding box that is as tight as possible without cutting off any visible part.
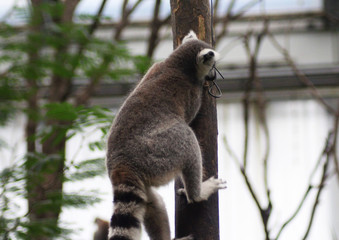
[170,1,220,239]
[25,1,80,239]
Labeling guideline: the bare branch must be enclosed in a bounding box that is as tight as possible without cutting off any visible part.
[223,136,271,239]
[114,0,143,41]
[268,32,337,115]
[238,22,273,239]
[275,186,313,239]
[215,0,236,44]
[68,0,109,106]
[146,0,170,58]
[242,21,268,170]
[88,0,108,35]
[242,34,251,171]
[275,132,334,239]
[127,0,143,16]
[302,149,332,239]
[215,0,261,44]
[332,104,339,183]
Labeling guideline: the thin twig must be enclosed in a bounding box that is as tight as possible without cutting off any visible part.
[275,185,313,239]
[88,0,108,36]
[147,0,170,58]
[239,22,273,239]
[254,21,272,213]
[114,0,143,41]
[214,0,236,44]
[223,136,270,239]
[242,33,252,170]
[215,0,261,44]
[267,32,337,115]
[275,140,329,239]
[74,0,109,106]
[332,104,339,183]
[276,127,336,239]
[302,152,331,239]
[223,135,242,167]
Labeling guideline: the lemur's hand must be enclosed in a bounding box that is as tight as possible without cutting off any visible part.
[177,177,227,203]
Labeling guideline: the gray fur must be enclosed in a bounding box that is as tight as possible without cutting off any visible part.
[106,31,226,240]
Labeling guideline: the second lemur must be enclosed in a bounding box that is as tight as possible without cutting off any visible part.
[106,31,226,240]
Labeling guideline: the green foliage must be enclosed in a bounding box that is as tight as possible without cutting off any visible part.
[65,158,107,181]
[0,163,27,239]
[0,106,112,238]
[0,1,148,239]
[44,102,79,122]
[133,55,153,75]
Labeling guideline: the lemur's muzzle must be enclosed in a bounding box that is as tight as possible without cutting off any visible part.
[203,51,215,63]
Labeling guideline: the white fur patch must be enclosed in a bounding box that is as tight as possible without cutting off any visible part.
[197,48,220,62]
[196,48,220,80]
[198,177,227,201]
[182,30,198,44]
[109,226,141,240]
[178,177,227,203]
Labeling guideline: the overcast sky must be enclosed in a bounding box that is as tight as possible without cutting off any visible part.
[1,0,323,23]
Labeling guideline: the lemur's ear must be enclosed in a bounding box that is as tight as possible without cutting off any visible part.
[182,30,198,44]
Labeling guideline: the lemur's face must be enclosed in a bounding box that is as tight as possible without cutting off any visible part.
[183,31,220,80]
[197,48,220,67]
[196,48,220,81]
[180,30,220,81]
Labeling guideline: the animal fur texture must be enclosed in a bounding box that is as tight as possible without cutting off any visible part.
[106,31,226,240]
[94,218,109,240]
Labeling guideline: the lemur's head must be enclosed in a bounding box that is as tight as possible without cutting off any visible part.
[173,30,220,82]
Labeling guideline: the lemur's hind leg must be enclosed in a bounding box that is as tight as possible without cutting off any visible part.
[144,188,194,240]
[144,188,171,240]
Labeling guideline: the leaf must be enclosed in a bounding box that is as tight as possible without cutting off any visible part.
[65,158,106,181]
[62,192,101,208]
[108,67,134,80]
[88,141,105,151]
[44,102,78,122]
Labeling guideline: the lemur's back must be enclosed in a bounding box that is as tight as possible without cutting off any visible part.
[106,60,202,186]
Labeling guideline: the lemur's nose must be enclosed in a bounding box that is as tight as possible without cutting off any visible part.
[204,51,215,62]
[208,51,214,57]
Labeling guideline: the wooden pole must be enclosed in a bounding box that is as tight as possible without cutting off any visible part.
[170,1,220,239]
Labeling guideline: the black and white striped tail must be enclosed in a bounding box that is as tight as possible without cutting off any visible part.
[109,184,146,240]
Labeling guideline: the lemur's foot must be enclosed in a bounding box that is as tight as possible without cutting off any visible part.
[173,234,194,240]
[177,188,187,196]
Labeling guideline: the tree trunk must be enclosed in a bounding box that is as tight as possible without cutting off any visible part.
[25,1,80,239]
[170,1,220,239]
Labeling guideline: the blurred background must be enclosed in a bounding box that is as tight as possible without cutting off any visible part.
[0,0,338,239]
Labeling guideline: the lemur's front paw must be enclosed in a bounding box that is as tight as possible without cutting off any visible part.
[198,177,227,201]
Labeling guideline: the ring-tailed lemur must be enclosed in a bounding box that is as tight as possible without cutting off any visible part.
[106,31,226,240]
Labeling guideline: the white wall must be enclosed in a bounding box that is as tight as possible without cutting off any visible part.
[218,99,339,240]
